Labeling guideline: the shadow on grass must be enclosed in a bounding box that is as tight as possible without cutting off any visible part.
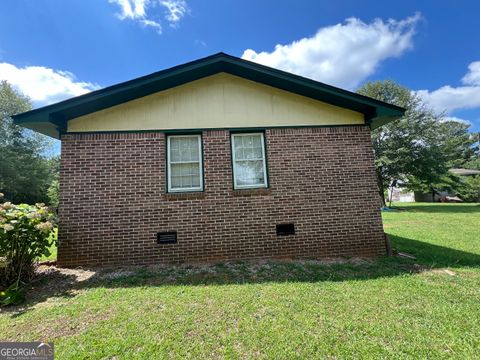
[391,235,480,268]
[392,204,480,214]
[3,234,479,316]
[2,269,88,318]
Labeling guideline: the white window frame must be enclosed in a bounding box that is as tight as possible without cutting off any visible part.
[167,134,203,193]
[231,132,268,189]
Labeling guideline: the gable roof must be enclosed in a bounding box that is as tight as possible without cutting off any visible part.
[12,52,405,138]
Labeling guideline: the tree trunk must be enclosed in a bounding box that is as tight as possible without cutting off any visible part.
[388,184,394,208]
[376,168,386,207]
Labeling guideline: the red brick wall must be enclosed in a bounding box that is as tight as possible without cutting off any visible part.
[57,126,385,266]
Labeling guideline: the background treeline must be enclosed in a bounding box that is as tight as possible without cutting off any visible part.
[357,80,480,205]
[0,81,59,206]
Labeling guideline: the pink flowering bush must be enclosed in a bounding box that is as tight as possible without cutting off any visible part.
[0,193,56,303]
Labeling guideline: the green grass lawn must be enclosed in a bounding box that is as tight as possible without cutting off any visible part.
[1,203,479,359]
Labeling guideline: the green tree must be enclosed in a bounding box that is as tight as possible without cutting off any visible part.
[456,176,480,202]
[464,158,480,171]
[463,132,480,170]
[437,121,476,168]
[357,80,447,206]
[0,81,55,204]
[46,156,60,208]
[405,120,477,199]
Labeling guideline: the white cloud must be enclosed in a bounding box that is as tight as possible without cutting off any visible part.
[161,0,188,26]
[416,86,480,114]
[242,13,421,89]
[461,61,480,86]
[416,61,480,114]
[194,39,207,47]
[109,0,189,34]
[0,63,100,107]
[111,0,148,19]
[140,19,162,34]
[443,116,472,126]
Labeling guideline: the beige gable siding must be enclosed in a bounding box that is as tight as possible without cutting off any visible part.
[67,73,364,132]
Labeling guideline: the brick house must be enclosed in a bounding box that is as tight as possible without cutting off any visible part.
[13,53,404,266]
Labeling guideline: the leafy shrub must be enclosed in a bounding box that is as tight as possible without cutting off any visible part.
[0,193,56,303]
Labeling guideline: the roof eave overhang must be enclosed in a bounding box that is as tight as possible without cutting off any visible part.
[12,53,405,139]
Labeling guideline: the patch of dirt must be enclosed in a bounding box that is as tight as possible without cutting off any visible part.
[5,307,116,341]
[412,265,460,277]
[43,308,116,339]
[87,257,373,283]
[427,268,457,276]
[97,268,136,280]
[1,257,385,315]
[1,266,98,315]
[36,264,97,282]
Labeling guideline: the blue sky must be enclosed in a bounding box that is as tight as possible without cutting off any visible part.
[1,0,480,134]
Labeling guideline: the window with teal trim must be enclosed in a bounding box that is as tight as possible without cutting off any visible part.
[167,135,203,192]
[231,133,268,189]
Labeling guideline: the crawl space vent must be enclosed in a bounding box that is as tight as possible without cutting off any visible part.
[157,231,177,244]
[276,223,295,236]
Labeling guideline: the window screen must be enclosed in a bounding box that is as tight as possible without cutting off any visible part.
[167,135,203,192]
[231,133,268,189]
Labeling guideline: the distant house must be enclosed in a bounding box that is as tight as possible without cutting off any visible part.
[449,168,480,177]
[388,186,415,203]
[13,53,404,266]
[389,168,480,203]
